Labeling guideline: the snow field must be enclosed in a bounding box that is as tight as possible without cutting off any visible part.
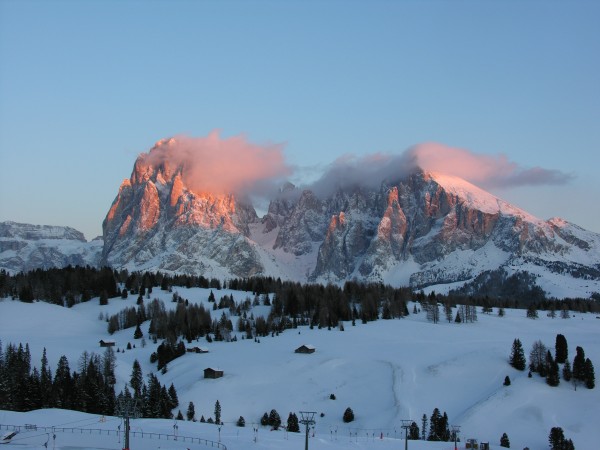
[1,286,599,450]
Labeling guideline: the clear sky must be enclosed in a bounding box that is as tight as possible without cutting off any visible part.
[1,0,599,239]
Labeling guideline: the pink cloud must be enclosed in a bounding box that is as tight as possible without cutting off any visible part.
[408,143,573,189]
[306,142,572,198]
[141,131,291,197]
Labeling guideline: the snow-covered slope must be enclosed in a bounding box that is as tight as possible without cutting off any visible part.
[0,221,102,273]
[1,290,598,449]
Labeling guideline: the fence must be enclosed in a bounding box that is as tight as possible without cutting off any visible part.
[0,423,227,449]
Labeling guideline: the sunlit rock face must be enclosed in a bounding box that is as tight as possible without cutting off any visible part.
[101,138,262,277]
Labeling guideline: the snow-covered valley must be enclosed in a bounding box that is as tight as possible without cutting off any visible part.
[1,287,599,449]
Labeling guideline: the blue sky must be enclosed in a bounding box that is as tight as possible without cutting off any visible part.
[1,0,599,239]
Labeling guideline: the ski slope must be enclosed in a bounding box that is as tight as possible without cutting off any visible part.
[1,287,599,449]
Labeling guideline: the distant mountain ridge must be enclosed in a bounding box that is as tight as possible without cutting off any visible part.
[2,139,600,299]
[0,221,102,273]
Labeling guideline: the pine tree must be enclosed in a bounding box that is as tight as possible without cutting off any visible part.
[168,383,179,409]
[584,358,595,389]
[549,427,565,450]
[509,339,526,370]
[526,304,538,319]
[53,355,73,409]
[260,412,269,426]
[269,409,281,429]
[133,324,143,339]
[408,422,420,440]
[428,408,441,441]
[500,432,510,448]
[287,412,300,432]
[562,360,572,382]
[176,410,184,420]
[421,413,428,440]
[342,407,354,423]
[237,416,246,427]
[130,359,143,399]
[186,401,195,421]
[555,334,568,364]
[572,346,586,382]
[454,310,462,323]
[546,359,560,387]
[503,376,511,386]
[40,348,53,408]
[214,400,222,425]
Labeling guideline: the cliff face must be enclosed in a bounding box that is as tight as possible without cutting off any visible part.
[101,139,262,277]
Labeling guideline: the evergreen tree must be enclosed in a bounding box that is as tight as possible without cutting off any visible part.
[133,324,143,339]
[168,383,179,409]
[584,358,595,389]
[546,359,560,387]
[454,310,462,323]
[509,339,526,370]
[237,416,246,427]
[498,307,505,317]
[269,409,281,429]
[421,413,428,440]
[500,432,510,448]
[503,376,511,386]
[428,408,441,441]
[214,400,222,425]
[549,427,565,450]
[39,348,53,408]
[555,334,568,364]
[130,360,143,399]
[53,355,73,409]
[176,410,184,420]
[342,407,354,423]
[562,360,572,382]
[526,304,538,319]
[287,412,300,432]
[408,422,420,440]
[186,401,195,421]
[260,412,269,426]
[572,346,586,382]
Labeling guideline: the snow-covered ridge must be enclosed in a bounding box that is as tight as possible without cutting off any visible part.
[427,172,543,224]
[0,221,102,274]
[0,221,87,241]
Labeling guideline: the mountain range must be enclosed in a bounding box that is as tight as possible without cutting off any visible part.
[2,139,600,299]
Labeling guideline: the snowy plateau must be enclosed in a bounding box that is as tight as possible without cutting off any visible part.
[1,287,599,450]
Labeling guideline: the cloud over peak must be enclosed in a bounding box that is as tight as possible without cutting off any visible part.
[135,132,573,202]
[408,143,574,189]
[140,131,291,197]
